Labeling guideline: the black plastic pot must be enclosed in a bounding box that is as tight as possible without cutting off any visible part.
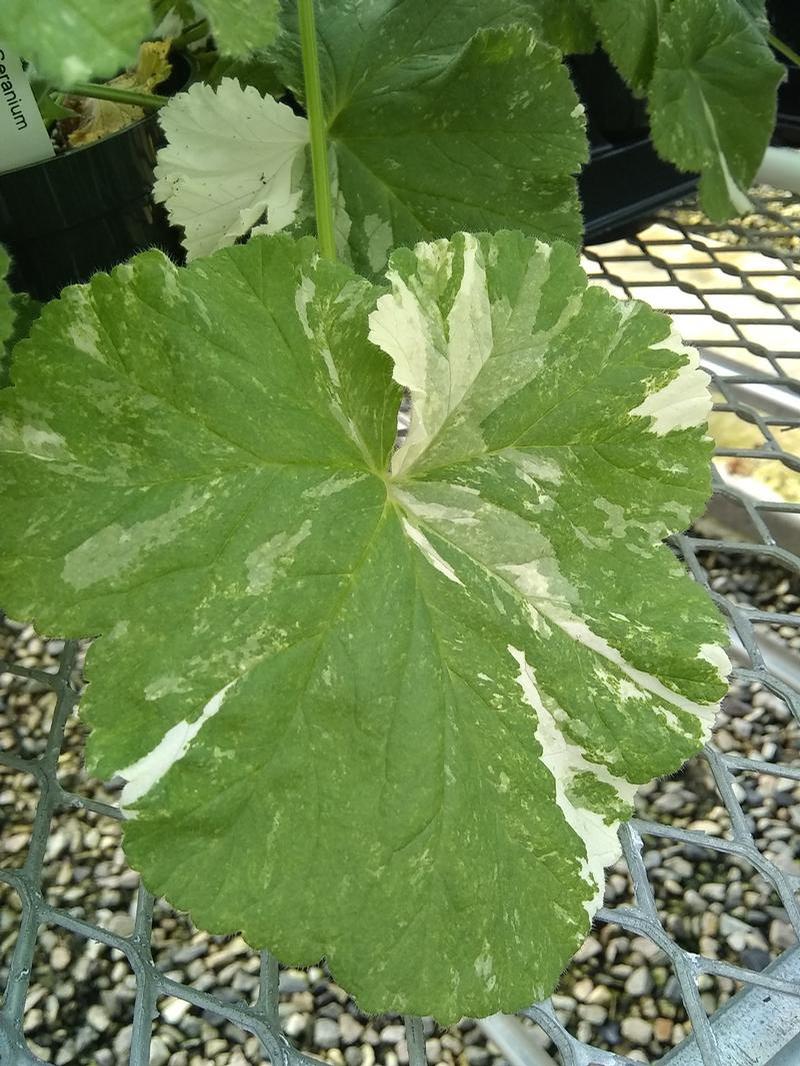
[0,54,191,302]
[569,49,649,144]
[775,68,800,146]
[572,48,696,241]
[766,2,800,145]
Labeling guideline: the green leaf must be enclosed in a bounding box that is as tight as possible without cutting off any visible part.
[201,51,285,98]
[0,250,40,389]
[735,0,769,34]
[161,2,587,270]
[289,2,588,272]
[588,0,664,94]
[648,0,783,219]
[530,0,598,55]
[274,0,544,83]
[29,79,80,128]
[204,0,280,56]
[8,293,42,348]
[0,231,728,1020]
[0,248,12,351]
[1,2,154,85]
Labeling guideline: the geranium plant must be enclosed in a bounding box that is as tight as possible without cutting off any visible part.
[0,0,785,1025]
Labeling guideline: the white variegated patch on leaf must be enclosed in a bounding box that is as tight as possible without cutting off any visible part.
[154,79,309,261]
[0,231,729,1021]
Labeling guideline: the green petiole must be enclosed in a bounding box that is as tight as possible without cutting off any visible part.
[769,32,800,70]
[54,82,169,109]
[298,0,337,261]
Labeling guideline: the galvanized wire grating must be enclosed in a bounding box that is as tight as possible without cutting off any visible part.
[1,189,800,1066]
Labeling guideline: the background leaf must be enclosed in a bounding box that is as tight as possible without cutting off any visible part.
[161,2,588,269]
[588,0,664,94]
[325,24,587,274]
[735,0,770,33]
[203,0,280,56]
[0,248,12,356]
[0,1,154,85]
[154,79,309,260]
[0,231,728,1020]
[201,51,285,98]
[529,0,598,54]
[648,0,783,219]
[0,250,40,389]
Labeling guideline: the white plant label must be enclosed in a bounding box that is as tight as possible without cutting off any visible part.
[0,43,55,173]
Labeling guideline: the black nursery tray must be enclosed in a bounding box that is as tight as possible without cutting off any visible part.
[581,135,698,242]
[571,49,698,243]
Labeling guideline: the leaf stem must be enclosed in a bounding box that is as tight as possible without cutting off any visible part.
[769,32,800,70]
[57,83,169,109]
[173,18,211,49]
[298,0,337,260]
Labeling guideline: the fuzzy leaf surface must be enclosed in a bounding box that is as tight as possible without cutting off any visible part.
[162,1,587,269]
[649,0,783,219]
[1,1,153,84]
[0,232,728,1020]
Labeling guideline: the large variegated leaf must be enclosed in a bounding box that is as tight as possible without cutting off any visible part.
[0,231,728,1020]
[1,1,153,84]
[158,1,587,270]
[648,0,783,219]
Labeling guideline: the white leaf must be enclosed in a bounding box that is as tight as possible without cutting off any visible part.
[154,79,309,261]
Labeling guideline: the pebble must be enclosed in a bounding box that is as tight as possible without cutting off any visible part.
[572,936,602,963]
[621,1018,654,1045]
[149,1036,170,1066]
[381,1024,406,1044]
[284,1013,307,1039]
[700,882,726,902]
[573,977,594,1001]
[279,969,308,994]
[666,857,693,880]
[578,1004,607,1025]
[313,1018,340,1049]
[50,946,70,972]
[770,920,796,949]
[653,1018,673,1042]
[161,997,191,1025]
[465,1047,490,1066]
[624,967,653,997]
[339,1013,363,1045]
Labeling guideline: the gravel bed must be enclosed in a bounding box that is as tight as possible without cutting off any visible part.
[1,548,798,1065]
